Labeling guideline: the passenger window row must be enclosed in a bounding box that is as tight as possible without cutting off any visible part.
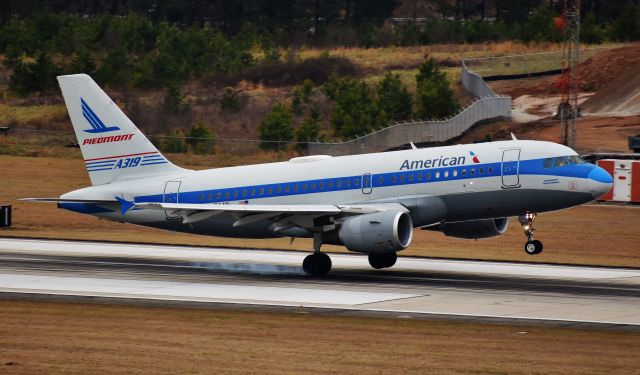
[198,177,361,202]
[197,166,496,202]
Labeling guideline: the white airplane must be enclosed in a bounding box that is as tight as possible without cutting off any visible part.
[25,74,613,275]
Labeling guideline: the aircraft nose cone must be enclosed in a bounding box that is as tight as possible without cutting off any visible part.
[588,166,613,199]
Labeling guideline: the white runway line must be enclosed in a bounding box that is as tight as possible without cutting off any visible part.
[0,274,417,306]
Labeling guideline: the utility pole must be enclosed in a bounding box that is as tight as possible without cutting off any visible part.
[555,0,581,149]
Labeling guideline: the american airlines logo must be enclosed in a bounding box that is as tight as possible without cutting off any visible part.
[399,151,480,170]
[81,98,121,133]
[470,151,480,163]
[400,155,466,170]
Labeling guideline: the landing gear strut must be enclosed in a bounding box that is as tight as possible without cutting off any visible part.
[368,253,398,269]
[519,212,543,255]
[302,234,332,276]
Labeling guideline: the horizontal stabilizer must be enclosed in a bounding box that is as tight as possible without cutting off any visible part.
[20,198,117,204]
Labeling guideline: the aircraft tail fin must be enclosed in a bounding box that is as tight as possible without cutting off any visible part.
[57,74,187,185]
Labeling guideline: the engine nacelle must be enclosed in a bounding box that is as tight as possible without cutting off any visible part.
[440,218,509,239]
[338,211,413,254]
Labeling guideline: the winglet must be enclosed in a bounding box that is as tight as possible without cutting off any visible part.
[511,133,518,141]
[115,196,135,215]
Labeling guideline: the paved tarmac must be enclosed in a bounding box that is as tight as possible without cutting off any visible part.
[1,238,639,327]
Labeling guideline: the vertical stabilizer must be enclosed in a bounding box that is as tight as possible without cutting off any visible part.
[58,74,187,185]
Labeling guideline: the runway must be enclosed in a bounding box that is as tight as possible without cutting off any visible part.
[1,238,640,327]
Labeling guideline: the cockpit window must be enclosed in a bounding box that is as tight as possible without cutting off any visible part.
[545,155,586,168]
[544,158,554,168]
[567,155,586,164]
[555,157,569,167]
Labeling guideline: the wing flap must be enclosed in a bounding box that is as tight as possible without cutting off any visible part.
[135,202,343,214]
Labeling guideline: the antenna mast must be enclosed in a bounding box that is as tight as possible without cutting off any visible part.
[555,0,581,148]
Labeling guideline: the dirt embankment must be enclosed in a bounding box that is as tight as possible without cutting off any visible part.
[483,44,640,151]
[490,44,640,98]
[581,59,640,115]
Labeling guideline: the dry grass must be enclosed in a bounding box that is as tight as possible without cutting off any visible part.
[0,103,66,125]
[0,299,638,374]
[300,42,609,72]
[2,155,639,268]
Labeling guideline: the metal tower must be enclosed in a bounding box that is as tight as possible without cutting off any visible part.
[556,0,581,148]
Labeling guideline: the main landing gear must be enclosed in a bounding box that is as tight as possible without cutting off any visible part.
[303,234,332,276]
[519,212,543,255]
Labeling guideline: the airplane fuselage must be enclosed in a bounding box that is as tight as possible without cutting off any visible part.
[60,139,611,239]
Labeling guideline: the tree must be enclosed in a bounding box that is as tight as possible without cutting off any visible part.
[329,78,381,139]
[220,87,241,114]
[414,58,459,119]
[295,103,322,152]
[291,79,316,115]
[96,45,130,88]
[162,130,187,153]
[377,72,412,122]
[8,51,59,96]
[66,47,96,75]
[581,12,604,44]
[518,7,561,43]
[186,121,214,154]
[611,3,640,41]
[259,103,294,151]
[163,83,190,114]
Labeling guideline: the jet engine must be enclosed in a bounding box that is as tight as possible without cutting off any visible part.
[338,211,413,254]
[439,218,509,239]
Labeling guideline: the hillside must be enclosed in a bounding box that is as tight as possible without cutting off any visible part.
[0,42,571,155]
[479,44,640,152]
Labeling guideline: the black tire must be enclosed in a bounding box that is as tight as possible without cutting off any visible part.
[303,253,332,275]
[524,240,543,255]
[531,239,543,254]
[368,253,398,269]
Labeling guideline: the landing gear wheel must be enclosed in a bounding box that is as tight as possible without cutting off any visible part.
[519,212,543,255]
[368,253,398,270]
[303,252,332,275]
[524,240,543,255]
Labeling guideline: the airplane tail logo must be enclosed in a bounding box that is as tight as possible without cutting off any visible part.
[470,151,480,163]
[81,98,121,133]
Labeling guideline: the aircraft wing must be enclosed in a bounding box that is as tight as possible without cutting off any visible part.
[135,202,408,226]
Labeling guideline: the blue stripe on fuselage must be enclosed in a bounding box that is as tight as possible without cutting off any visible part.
[134,158,597,205]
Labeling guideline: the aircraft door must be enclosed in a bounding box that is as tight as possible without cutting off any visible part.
[501,149,521,188]
[163,180,181,218]
[361,173,372,194]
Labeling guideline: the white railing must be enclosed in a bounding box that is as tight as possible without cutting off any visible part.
[307,61,511,156]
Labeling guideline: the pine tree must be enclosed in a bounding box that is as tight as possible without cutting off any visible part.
[414,58,459,119]
[186,121,214,154]
[259,103,294,151]
[295,103,322,152]
[377,72,413,121]
[329,79,380,139]
[163,83,190,114]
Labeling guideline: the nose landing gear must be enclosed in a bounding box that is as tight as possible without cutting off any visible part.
[519,212,543,255]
